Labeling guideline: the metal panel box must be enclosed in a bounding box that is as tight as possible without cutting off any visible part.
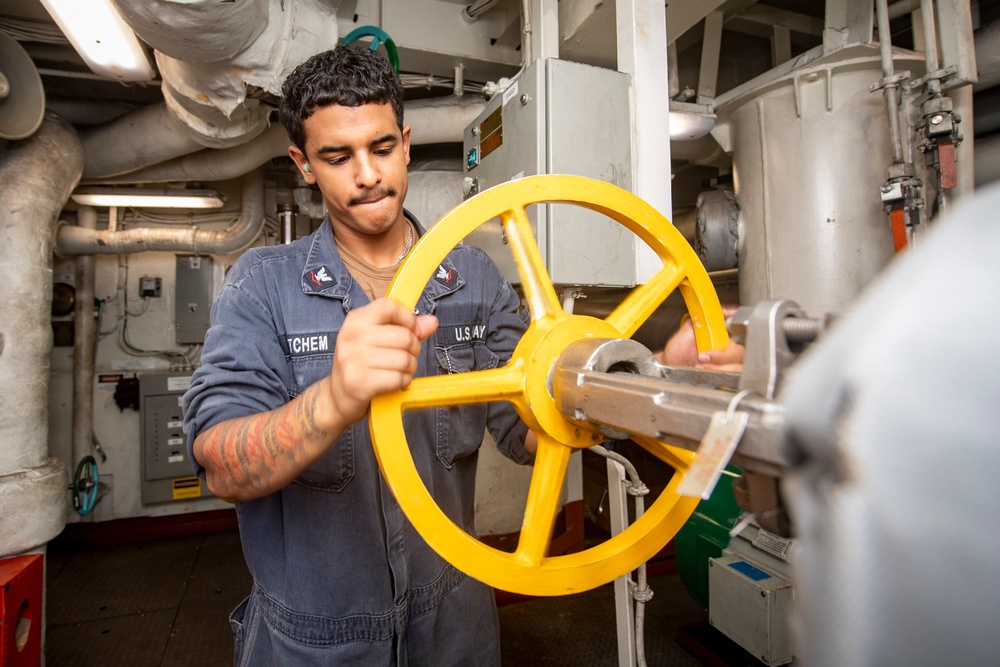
[709,554,794,666]
[175,255,213,344]
[139,372,213,504]
[462,58,635,287]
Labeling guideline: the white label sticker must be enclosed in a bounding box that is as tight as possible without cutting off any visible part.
[167,420,183,429]
[167,437,184,446]
[677,411,749,499]
[168,454,184,464]
[167,376,192,392]
[753,528,792,560]
[502,81,519,106]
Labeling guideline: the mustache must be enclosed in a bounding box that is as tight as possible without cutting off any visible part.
[348,187,397,207]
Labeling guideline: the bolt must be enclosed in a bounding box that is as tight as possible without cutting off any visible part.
[760,590,767,598]
[930,114,944,125]
[471,126,478,136]
[520,94,528,105]
[881,184,892,193]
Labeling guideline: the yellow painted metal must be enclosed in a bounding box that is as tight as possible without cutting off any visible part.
[369,174,728,596]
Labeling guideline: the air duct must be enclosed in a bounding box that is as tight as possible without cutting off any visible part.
[55,169,266,255]
[0,112,81,558]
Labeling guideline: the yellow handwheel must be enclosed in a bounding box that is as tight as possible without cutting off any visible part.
[369,174,728,596]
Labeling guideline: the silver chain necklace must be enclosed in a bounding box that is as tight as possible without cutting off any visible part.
[394,222,413,265]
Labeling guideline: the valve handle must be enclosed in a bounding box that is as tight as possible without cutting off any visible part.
[370,174,728,596]
[72,455,99,516]
[340,26,400,73]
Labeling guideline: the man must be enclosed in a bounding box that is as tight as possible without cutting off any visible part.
[183,45,533,665]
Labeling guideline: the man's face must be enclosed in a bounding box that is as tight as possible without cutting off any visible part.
[290,103,410,241]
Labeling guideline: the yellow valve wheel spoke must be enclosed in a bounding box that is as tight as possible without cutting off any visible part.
[369,174,728,596]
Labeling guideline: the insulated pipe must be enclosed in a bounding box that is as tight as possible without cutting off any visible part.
[56,169,265,255]
[81,103,203,180]
[94,125,291,185]
[0,112,79,557]
[72,207,97,478]
[111,0,269,63]
[92,97,488,185]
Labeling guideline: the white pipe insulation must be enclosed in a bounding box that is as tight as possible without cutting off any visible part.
[84,0,348,180]
[91,97,488,186]
[72,208,97,476]
[0,113,80,558]
[55,170,266,256]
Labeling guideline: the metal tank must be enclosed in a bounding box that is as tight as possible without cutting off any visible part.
[718,49,926,315]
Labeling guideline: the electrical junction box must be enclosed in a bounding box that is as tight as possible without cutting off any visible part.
[175,255,213,344]
[709,554,794,666]
[462,58,637,288]
[139,276,162,298]
[139,372,212,504]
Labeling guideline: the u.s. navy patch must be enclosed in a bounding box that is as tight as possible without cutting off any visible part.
[280,332,336,357]
[444,322,488,344]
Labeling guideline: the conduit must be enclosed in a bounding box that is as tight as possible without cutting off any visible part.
[0,112,80,558]
[56,169,265,255]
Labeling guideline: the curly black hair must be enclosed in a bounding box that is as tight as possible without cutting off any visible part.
[279,44,404,152]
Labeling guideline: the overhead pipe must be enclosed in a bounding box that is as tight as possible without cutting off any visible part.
[92,97,488,185]
[87,0,346,176]
[0,112,80,557]
[55,169,265,255]
[94,125,291,185]
[81,103,204,180]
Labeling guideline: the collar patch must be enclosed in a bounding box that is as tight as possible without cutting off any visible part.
[434,265,457,286]
[309,266,334,287]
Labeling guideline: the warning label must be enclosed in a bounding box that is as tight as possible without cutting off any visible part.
[172,477,202,500]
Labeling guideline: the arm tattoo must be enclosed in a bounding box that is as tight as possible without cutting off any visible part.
[202,386,332,499]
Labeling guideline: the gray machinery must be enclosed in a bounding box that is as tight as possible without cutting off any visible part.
[462,58,636,288]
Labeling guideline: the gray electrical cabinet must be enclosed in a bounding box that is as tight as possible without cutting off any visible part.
[139,372,213,504]
[175,254,213,344]
[462,58,636,287]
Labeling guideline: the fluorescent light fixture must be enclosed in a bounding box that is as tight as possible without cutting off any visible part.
[71,187,227,209]
[38,0,155,81]
[668,102,717,141]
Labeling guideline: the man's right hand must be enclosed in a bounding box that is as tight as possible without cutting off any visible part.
[324,297,439,426]
[194,298,437,503]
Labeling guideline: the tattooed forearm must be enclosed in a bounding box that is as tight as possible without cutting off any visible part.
[195,382,341,502]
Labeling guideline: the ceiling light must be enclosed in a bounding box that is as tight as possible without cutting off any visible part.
[71,187,226,209]
[37,0,155,81]
[669,102,717,141]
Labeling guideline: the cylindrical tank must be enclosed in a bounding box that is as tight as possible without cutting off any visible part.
[723,52,925,315]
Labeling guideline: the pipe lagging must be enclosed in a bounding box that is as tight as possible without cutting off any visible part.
[72,207,97,473]
[0,111,79,555]
[55,169,266,255]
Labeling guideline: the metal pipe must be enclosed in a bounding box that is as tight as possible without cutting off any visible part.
[72,207,97,483]
[919,0,942,95]
[876,0,905,163]
[56,169,265,255]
